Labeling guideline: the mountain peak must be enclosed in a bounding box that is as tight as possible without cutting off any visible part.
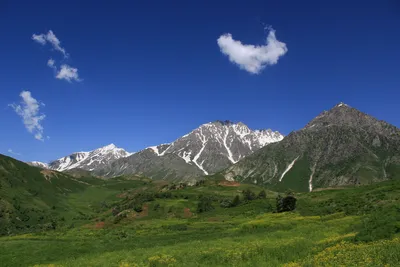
[334,102,350,108]
[101,143,116,150]
[213,120,234,125]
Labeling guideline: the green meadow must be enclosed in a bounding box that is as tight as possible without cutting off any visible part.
[1,169,400,267]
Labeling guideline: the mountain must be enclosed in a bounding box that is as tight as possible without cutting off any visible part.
[47,144,132,172]
[96,121,283,181]
[223,103,400,192]
[27,161,48,169]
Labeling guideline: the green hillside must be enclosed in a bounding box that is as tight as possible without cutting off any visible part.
[0,154,150,235]
[1,154,400,266]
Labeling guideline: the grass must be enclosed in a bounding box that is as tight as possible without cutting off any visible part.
[2,154,400,266]
[2,177,400,266]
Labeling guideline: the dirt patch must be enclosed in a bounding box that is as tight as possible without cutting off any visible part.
[218,181,241,187]
[207,217,221,222]
[313,187,347,192]
[129,204,149,219]
[95,221,105,229]
[40,170,59,181]
[184,208,192,218]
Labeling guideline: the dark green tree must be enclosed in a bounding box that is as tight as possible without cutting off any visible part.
[276,194,297,213]
[232,195,241,207]
[258,190,267,199]
[242,189,256,201]
[197,196,214,213]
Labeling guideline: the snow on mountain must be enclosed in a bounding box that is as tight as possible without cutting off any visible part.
[48,144,133,172]
[27,161,49,169]
[156,120,283,174]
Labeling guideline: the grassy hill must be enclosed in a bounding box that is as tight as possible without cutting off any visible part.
[0,154,151,235]
[1,154,400,266]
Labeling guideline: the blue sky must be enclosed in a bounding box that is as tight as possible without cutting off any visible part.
[1,0,400,162]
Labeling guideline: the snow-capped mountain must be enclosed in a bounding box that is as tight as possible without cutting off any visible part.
[48,144,132,172]
[96,121,283,180]
[150,120,283,174]
[27,161,49,169]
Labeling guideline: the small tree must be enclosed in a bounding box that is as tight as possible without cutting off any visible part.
[220,199,232,208]
[276,194,297,213]
[232,195,240,207]
[197,196,214,213]
[258,190,267,199]
[242,189,256,201]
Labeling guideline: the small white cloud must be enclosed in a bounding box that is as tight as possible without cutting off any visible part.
[56,64,81,82]
[9,91,46,141]
[7,149,21,156]
[47,58,56,71]
[32,34,46,45]
[217,27,288,74]
[32,30,68,58]
[47,58,55,67]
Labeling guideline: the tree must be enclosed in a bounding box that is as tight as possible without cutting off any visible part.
[258,190,267,199]
[232,195,240,207]
[242,189,256,201]
[276,194,297,213]
[220,199,232,208]
[197,196,214,213]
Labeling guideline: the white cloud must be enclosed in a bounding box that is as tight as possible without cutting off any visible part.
[47,58,56,70]
[217,28,288,74]
[56,64,81,82]
[32,30,68,58]
[9,91,46,141]
[7,149,21,156]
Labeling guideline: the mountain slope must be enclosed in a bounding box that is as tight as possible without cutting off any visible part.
[0,154,92,235]
[223,103,400,192]
[96,121,283,181]
[48,144,132,172]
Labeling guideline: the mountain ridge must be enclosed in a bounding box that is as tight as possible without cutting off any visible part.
[28,121,283,181]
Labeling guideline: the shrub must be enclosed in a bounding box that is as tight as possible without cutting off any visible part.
[276,194,297,213]
[220,199,233,208]
[258,190,267,199]
[197,196,214,213]
[354,207,400,242]
[242,189,256,201]
[232,195,241,207]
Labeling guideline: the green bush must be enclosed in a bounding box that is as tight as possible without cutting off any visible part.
[276,195,297,213]
[242,189,256,201]
[197,196,214,213]
[232,195,240,207]
[354,207,400,242]
[220,199,232,208]
[258,190,267,199]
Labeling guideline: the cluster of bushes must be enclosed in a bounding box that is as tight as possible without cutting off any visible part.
[161,183,188,191]
[218,189,267,209]
[354,206,400,242]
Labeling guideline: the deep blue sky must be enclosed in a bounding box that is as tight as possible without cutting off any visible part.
[1,0,400,162]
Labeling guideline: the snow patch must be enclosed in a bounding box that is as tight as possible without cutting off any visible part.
[279,156,299,182]
[309,163,317,192]
[223,128,236,163]
[149,146,160,156]
[193,128,209,175]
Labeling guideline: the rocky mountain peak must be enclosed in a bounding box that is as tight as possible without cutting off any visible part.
[96,120,284,180]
